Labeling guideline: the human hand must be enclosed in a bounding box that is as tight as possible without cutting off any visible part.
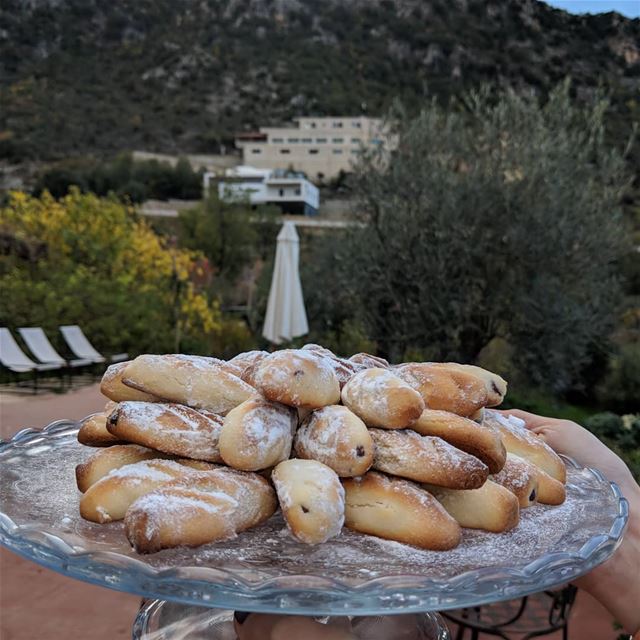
[499,409,640,634]
[501,409,637,493]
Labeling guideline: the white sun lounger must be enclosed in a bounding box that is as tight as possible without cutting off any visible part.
[18,327,93,369]
[0,328,61,374]
[59,325,128,364]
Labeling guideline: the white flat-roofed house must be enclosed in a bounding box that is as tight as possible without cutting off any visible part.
[234,116,388,183]
[206,166,320,216]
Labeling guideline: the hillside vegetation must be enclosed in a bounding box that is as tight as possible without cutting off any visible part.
[1,0,638,167]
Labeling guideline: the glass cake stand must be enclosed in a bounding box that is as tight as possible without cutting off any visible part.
[131,599,451,639]
[0,419,629,619]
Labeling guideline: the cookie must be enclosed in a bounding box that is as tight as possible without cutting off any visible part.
[218,398,297,471]
[272,459,345,544]
[294,405,374,477]
[341,368,425,429]
[343,472,461,550]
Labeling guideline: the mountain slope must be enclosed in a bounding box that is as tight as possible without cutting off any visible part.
[0,0,638,162]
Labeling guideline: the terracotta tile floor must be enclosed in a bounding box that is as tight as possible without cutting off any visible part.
[0,383,622,639]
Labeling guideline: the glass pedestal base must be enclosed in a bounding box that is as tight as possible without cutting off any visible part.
[132,599,451,639]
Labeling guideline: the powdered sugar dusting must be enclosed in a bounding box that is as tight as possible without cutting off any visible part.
[227,400,295,466]
[102,361,128,384]
[492,456,533,490]
[105,460,184,483]
[301,344,359,386]
[489,411,526,431]
[343,369,394,413]
[129,490,238,541]
[132,490,238,519]
[256,350,337,389]
[114,402,223,460]
[295,406,351,462]
[371,429,488,487]
[161,354,222,372]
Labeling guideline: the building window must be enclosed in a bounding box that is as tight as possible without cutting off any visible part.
[352,121,362,128]
[295,188,301,196]
[310,122,316,128]
[271,137,284,143]
[280,149,290,154]
[308,149,319,155]
[301,138,313,143]
[351,138,360,144]
[279,188,284,197]
[316,138,327,143]
[332,138,344,144]
[287,137,299,143]
[333,122,343,128]
[371,138,383,146]
[333,149,343,155]
[251,148,262,154]
[351,149,359,155]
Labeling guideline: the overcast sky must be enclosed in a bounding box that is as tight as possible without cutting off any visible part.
[543,1,640,18]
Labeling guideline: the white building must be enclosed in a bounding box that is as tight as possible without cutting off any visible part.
[234,116,388,182]
[205,166,320,216]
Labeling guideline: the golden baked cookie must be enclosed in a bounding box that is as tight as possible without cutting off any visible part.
[294,405,374,477]
[301,344,362,388]
[424,480,520,533]
[100,362,159,403]
[484,410,566,483]
[427,363,507,407]
[80,459,214,523]
[230,350,269,386]
[106,401,225,462]
[122,354,256,414]
[395,363,489,417]
[370,428,489,489]
[125,468,277,553]
[412,409,506,474]
[490,453,539,508]
[253,349,341,409]
[272,459,345,544]
[343,471,461,550]
[76,443,164,492]
[341,368,425,429]
[218,398,297,471]
[348,353,390,369]
[77,402,122,447]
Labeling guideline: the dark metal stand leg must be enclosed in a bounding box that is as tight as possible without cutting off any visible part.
[455,621,466,640]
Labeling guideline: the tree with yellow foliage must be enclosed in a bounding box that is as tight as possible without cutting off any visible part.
[0,189,220,356]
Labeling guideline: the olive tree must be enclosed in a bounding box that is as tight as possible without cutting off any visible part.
[329,83,631,391]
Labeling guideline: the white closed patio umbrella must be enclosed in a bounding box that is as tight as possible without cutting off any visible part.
[262,221,309,344]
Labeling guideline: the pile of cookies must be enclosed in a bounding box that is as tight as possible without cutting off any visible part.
[75,346,567,554]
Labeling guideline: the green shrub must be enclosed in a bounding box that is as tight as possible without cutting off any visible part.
[179,192,259,281]
[583,412,625,440]
[313,319,376,358]
[597,343,640,413]
[33,154,203,203]
[208,316,258,359]
[584,412,640,479]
